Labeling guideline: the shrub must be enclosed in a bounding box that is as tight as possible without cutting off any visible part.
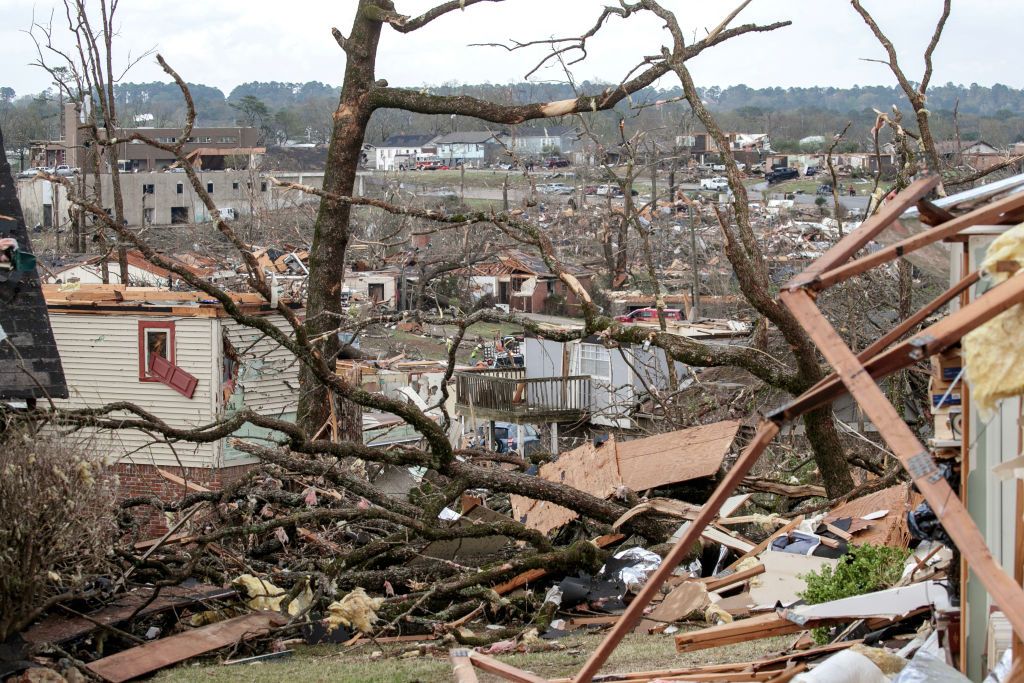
[0,431,118,641]
[799,543,911,644]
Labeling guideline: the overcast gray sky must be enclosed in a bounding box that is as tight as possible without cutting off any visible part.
[2,0,1021,98]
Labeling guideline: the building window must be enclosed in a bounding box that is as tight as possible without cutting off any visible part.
[143,207,154,224]
[577,343,611,381]
[143,184,155,195]
[170,206,189,224]
[139,321,175,381]
[206,182,214,193]
[260,181,267,192]
[218,136,237,144]
[176,182,183,194]
[232,181,239,190]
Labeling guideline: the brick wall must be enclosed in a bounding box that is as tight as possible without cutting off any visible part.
[111,462,257,535]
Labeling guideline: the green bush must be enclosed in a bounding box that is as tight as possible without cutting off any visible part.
[799,544,911,643]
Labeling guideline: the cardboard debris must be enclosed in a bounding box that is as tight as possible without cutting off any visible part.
[964,223,1024,412]
[511,421,740,534]
[326,587,384,634]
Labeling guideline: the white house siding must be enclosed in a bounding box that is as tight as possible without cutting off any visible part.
[48,263,170,287]
[48,312,218,468]
[221,315,301,462]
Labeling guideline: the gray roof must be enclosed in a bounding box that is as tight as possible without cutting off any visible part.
[0,127,68,400]
[432,131,504,145]
[379,134,436,148]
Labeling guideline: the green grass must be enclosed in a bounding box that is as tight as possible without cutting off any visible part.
[155,631,793,683]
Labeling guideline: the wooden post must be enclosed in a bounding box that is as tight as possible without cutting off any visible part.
[780,288,1024,644]
[550,421,559,455]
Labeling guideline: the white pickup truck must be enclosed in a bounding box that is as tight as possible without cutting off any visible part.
[700,177,729,191]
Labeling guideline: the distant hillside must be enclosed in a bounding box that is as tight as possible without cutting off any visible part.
[4,80,1023,153]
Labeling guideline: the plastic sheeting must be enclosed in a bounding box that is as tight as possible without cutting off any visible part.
[791,649,889,683]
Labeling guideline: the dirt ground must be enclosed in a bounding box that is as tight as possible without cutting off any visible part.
[155,631,792,683]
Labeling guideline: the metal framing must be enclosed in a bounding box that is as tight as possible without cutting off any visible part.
[450,175,1024,682]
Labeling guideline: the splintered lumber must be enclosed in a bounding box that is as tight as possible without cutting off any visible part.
[674,613,839,653]
[22,585,235,645]
[781,287,1024,642]
[451,649,481,683]
[702,563,766,593]
[85,612,287,682]
[467,651,548,683]
[549,641,861,683]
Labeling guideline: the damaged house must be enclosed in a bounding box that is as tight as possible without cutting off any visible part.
[465,249,594,315]
[42,284,301,497]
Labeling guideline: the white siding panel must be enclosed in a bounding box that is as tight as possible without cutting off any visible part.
[49,312,218,468]
[222,315,300,417]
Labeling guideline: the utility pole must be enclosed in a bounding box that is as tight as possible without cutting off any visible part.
[689,205,699,322]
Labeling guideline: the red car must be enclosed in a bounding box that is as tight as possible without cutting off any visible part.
[614,307,683,323]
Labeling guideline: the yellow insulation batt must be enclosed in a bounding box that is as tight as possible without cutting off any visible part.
[964,223,1024,413]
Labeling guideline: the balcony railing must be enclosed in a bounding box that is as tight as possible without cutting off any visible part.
[455,367,591,421]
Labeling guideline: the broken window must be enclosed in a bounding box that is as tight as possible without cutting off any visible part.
[232,181,239,190]
[142,208,154,224]
[139,321,174,381]
[260,181,267,192]
[138,320,198,397]
[143,184,155,195]
[176,183,183,195]
[170,207,188,224]
[206,182,214,193]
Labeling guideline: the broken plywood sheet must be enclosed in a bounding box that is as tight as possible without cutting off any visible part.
[824,484,920,548]
[511,421,741,534]
[86,611,287,682]
[749,550,838,608]
[616,420,740,491]
[510,438,621,534]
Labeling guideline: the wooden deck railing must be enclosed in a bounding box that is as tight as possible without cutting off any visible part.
[455,368,591,420]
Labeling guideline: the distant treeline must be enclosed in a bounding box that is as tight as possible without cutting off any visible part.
[3,80,1023,153]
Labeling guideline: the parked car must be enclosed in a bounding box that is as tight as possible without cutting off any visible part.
[538,183,573,195]
[805,166,819,176]
[422,163,449,171]
[55,164,78,176]
[711,164,726,172]
[492,422,540,455]
[614,307,684,323]
[16,167,42,179]
[546,158,570,168]
[700,177,729,191]
[767,167,799,184]
[816,183,833,195]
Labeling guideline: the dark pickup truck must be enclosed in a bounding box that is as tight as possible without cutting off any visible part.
[767,167,799,184]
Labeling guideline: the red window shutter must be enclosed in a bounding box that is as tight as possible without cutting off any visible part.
[149,353,198,399]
